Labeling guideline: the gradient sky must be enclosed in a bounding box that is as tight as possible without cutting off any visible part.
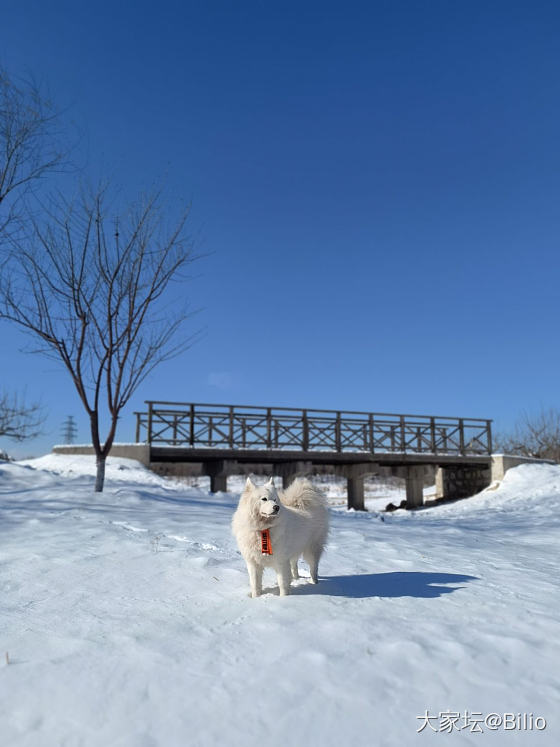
[1,0,560,457]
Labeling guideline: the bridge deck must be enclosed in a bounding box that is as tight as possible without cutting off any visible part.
[149,445,491,468]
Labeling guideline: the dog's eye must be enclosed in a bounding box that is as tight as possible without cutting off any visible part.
[261,497,267,501]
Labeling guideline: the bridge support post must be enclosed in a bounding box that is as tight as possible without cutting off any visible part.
[282,474,293,489]
[279,461,313,488]
[210,474,227,493]
[344,464,379,511]
[347,475,365,511]
[405,466,424,508]
[204,460,229,493]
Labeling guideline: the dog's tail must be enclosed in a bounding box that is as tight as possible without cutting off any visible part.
[281,478,327,511]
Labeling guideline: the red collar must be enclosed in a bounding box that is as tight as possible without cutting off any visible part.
[260,529,272,555]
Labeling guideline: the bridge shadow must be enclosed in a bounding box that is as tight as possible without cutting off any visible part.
[292,571,478,599]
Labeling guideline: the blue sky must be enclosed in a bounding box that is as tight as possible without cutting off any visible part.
[1,0,559,456]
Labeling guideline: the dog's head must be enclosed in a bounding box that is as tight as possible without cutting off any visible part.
[241,476,281,524]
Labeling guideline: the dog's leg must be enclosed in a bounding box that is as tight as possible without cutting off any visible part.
[276,561,292,596]
[304,550,320,584]
[290,557,300,580]
[247,561,263,598]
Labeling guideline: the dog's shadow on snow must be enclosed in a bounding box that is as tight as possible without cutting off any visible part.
[291,571,478,599]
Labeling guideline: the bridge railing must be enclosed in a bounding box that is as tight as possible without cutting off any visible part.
[134,402,492,456]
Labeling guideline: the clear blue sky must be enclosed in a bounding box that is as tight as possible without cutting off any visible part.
[1,0,559,457]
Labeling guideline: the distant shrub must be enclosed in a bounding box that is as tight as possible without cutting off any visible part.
[496,408,560,463]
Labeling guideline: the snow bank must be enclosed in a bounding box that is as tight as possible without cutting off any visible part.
[18,453,182,489]
[1,459,559,746]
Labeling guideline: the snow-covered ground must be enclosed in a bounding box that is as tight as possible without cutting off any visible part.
[1,455,559,746]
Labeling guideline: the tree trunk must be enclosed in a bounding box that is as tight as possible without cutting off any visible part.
[90,411,106,492]
[95,455,106,492]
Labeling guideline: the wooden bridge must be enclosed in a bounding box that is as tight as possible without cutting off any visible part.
[134,401,493,509]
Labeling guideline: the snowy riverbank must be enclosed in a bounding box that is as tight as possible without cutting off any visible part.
[1,455,559,746]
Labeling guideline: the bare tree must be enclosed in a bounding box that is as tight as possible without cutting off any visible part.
[0,390,45,441]
[0,185,196,490]
[0,65,65,239]
[496,408,560,463]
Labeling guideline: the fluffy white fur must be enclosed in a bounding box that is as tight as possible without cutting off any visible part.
[231,476,329,597]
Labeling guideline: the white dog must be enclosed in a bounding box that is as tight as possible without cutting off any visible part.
[232,476,329,597]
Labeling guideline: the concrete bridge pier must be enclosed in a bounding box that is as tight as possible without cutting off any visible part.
[204,460,233,493]
[279,461,313,488]
[343,464,380,511]
[405,465,425,508]
[347,474,365,511]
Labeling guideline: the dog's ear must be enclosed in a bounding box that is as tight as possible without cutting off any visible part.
[245,477,255,491]
[266,476,275,487]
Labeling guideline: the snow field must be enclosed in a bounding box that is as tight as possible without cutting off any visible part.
[1,455,559,746]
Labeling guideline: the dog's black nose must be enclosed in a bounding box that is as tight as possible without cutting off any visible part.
[273,504,279,513]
